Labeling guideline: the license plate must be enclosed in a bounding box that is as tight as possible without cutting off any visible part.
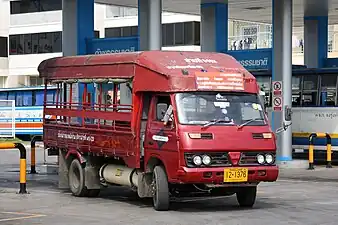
[224,168,248,182]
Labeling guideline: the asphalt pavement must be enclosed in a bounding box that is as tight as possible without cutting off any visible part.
[0,147,337,225]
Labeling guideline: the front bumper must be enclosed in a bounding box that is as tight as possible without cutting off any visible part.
[175,166,279,184]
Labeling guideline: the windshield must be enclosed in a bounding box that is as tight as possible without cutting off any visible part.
[175,92,266,126]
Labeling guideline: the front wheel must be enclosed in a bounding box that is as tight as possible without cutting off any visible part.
[236,186,257,208]
[152,165,170,211]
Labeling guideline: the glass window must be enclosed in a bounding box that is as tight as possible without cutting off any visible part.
[155,96,172,121]
[10,0,61,14]
[16,92,24,107]
[105,28,121,38]
[194,22,200,45]
[320,75,337,106]
[94,31,100,39]
[23,91,33,106]
[18,35,24,54]
[184,22,193,45]
[9,35,18,55]
[0,37,8,57]
[39,0,62,12]
[8,92,15,101]
[175,92,265,126]
[24,34,32,54]
[292,75,301,106]
[38,33,49,53]
[122,27,132,37]
[34,91,44,106]
[53,32,62,52]
[131,26,138,36]
[162,24,166,46]
[174,23,184,45]
[47,91,55,104]
[303,75,318,90]
[0,92,8,100]
[256,76,271,107]
[165,23,174,46]
[32,34,39,53]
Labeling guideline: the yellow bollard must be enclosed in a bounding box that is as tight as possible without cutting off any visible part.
[308,133,316,170]
[0,142,28,194]
[326,134,332,168]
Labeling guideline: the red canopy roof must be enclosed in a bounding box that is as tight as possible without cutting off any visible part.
[38,51,258,93]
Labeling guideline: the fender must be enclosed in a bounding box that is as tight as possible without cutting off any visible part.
[65,149,87,165]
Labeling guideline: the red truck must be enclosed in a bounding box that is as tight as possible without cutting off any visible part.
[38,51,278,211]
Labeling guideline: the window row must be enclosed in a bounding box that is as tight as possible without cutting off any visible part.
[0,37,8,57]
[9,31,99,55]
[256,74,338,107]
[10,0,62,14]
[0,89,56,107]
[105,21,201,47]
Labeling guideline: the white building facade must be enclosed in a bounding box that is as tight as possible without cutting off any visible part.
[1,0,338,88]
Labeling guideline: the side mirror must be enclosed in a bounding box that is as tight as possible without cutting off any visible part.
[285,105,292,121]
[156,103,168,120]
[163,105,173,125]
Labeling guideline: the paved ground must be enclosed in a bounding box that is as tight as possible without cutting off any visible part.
[0,147,338,225]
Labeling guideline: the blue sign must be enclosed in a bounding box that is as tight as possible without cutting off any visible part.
[86,36,139,55]
[225,48,272,71]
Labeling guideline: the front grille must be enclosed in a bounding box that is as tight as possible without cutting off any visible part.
[184,152,230,168]
[239,151,275,166]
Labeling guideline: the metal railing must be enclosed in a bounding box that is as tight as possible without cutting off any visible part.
[0,142,28,194]
[308,133,332,170]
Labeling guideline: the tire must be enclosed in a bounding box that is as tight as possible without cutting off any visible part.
[152,165,170,211]
[68,158,87,197]
[236,186,257,208]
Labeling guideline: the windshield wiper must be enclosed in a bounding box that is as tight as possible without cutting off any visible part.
[237,118,265,129]
[202,118,233,129]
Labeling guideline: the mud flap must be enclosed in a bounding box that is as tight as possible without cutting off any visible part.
[58,150,69,189]
[84,165,101,189]
[137,172,153,198]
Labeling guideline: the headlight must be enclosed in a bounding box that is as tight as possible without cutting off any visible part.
[257,154,265,164]
[265,154,274,164]
[193,155,202,166]
[202,155,211,165]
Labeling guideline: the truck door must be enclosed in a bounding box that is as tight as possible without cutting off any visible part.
[144,95,178,165]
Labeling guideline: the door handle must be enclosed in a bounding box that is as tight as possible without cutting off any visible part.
[148,141,154,145]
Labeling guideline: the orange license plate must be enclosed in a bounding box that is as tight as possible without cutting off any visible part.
[224,168,248,182]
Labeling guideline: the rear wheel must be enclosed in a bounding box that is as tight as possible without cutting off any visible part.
[68,158,87,197]
[152,165,170,211]
[236,186,257,208]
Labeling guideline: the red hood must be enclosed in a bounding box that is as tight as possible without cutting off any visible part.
[178,125,276,152]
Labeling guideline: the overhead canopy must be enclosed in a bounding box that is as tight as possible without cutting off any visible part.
[96,0,335,27]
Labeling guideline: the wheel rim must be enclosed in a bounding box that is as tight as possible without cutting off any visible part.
[70,165,80,190]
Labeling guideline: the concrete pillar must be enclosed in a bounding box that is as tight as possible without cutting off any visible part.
[62,0,94,116]
[272,0,293,163]
[200,2,228,52]
[138,0,162,50]
[62,0,94,56]
[304,16,328,68]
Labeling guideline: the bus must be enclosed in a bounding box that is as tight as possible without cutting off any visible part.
[252,68,338,162]
[0,85,57,140]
